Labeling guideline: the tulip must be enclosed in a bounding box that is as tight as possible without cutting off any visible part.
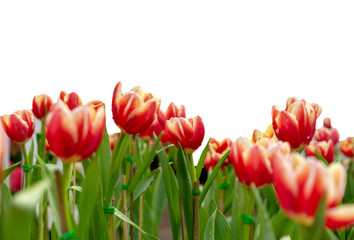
[314,118,340,145]
[59,91,83,110]
[112,82,161,135]
[46,100,105,162]
[339,137,354,158]
[272,97,321,149]
[204,138,232,170]
[304,140,335,164]
[109,133,121,151]
[0,125,5,178]
[251,124,277,143]
[158,102,186,129]
[32,94,53,120]
[271,152,354,229]
[1,109,35,144]
[138,117,170,144]
[9,163,23,193]
[165,116,205,154]
[230,137,290,187]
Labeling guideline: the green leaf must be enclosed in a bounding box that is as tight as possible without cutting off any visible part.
[315,150,329,166]
[347,227,354,240]
[199,206,209,240]
[69,185,82,192]
[150,171,168,234]
[96,127,111,197]
[51,222,59,240]
[271,209,295,239]
[251,185,276,240]
[204,208,232,240]
[114,208,159,240]
[133,168,160,201]
[0,161,21,183]
[176,143,194,240]
[324,229,340,240]
[157,142,181,240]
[261,185,279,218]
[77,156,100,240]
[196,138,211,180]
[199,150,230,207]
[343,161,354,203]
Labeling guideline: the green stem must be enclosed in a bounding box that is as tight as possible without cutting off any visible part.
[22,143,30,188]
[242,186,255,240]
[189,153,197,182]
[62,163,74,232]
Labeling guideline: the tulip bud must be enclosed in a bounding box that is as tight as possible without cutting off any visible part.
[165,116,205,154]
[314,118,340,145]
[112,82,161,135]
[158,103,186,129]
[9,163,23,193]
[340,137,354,158]
[1,110,35,144]
[204,138,232,170]
[59,91,83,110]
[272,97,321,149]
[32,94,53,120]
[304,140,335,164]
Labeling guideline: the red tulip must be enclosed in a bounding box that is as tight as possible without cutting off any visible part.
[9,163,23,193]
[230,137,290,187]
[271,152,354,229]
[32,94,53,120]
[272,97,321,149]
[251,124,277,143]
[138,117,170,144]
[340,137,354,158]
[314,118,340,145]
[158,103,186,129]
[109,133,120,151]
[112,82,161,135]
[59,91,83,110]
[46,100,105,162]
[165,116,205,154]
[304,140,335,164]
[204,138,232,170]
[1,110,35,144]
[0,125,5,179]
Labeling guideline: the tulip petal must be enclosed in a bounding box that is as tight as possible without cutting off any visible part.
[326,204,354,229]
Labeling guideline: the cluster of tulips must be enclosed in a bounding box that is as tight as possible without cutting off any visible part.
[0,82,353,240]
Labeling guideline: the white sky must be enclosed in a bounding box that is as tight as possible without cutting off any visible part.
[1,1,354,160]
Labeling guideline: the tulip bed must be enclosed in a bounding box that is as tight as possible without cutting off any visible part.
[0,82,353,240]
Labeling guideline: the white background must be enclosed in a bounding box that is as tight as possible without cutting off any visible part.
[1,1,354,160]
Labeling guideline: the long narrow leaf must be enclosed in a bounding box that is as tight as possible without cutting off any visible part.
[196,138,211,180]
[0,161,21,183]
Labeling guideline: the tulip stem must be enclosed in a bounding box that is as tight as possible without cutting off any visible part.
[62,163,74,232]
[193,180,200,240]
[40,118,46,161]
[188,153,197,182]
[21,143,30,188]
[138,194,143,240]
[122,175,128,240]
[73,163,76,221]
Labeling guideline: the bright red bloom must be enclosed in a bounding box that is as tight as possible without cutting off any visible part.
[271,153,354,229]
[230,138,290,187]
[340,137,354,157]
[1,110,35,144]
[112,82,161,135]
[9,163,23,193]
[158,103,186,129]
[204,138,232,170]
[314,118,340,145]
[46,100,105,162]
[0,125,5,179]
[59,91,83,110]
[165,116,205,154]
[138,117,170,144]
[272,97,321,149]
[32,94,53,120]
[304,140,335,164]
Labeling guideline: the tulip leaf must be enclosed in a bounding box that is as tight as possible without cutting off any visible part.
[315,150,329,166]
[157,142,181,240]
[133,168,160,201]
[251,185,276,240]
[176,143,194,240]
[114,207,159,240]
[271,209,295,239]
[96,127,111,197]
[347,227,354,240]
[324,229,340,240]
[0,161,21,184]
[261,184,279,218]
[196,138,211,180]
[69,185,82,192]
[199,150,230,207]
[204,207,232,240]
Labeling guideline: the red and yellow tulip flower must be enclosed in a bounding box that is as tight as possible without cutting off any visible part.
[314,118,340,145]
[339,137,354,158]
[304,140,335,164]
[158,102,186,129]
[1,109,35,144]
[112,82,161,135]
[251,124,277,143]
[271,152,354,229]
[230,137,291,187]
[204,138,232,170]
[46,100,105,162]
[272,97,321,149]
[165,116,205,154]
[138,117,170,144]
[0,125,5,179]
[32,94,53,120]
[109,133,120,151]
[59,91,83,110]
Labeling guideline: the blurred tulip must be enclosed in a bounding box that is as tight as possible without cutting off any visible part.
[158,102,186,129]
[112,82,161,135]
[109,133,120,151]
[138,117,170,144]
[46,100,105,162]
[32,94,53,120]
[1,110,35,144]
[304,140,335,164]
[314,118,340,145]
[59,91,83,110]
[9,163,23,193]
[230,137,290,187]
[0,125,5,178]
[340,137,354,158]
[271,153,354,229]
[252,124,277,143]
[165,116,205,154]
[204,138,232,170]
[272,97,321,149]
